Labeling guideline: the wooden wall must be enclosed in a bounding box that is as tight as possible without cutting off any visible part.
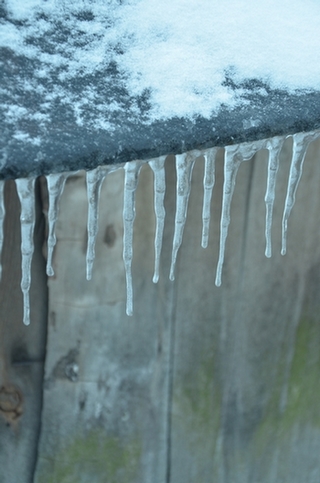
[1,138,320,482]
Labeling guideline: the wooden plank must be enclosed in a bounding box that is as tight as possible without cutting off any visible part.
[29,137,320,482]
[34,165,177,483]
[0,180,48,483]
[170,139,320,482]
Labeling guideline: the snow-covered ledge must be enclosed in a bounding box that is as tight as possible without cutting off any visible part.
[1,0,320,177]
[1,0,320,323]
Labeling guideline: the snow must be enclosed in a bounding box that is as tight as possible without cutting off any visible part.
[3,1,320,321]
[2,0,320,128]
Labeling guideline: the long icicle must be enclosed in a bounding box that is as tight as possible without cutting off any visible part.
[149,156,166,283]
[281,131,320,255]
[46,173,69,276]
[264,136,285,258]
[170,151,199,281]
[15,178,36,326]
[86,165,119,280]
[0,181,5,281]
[201,147,218,248]
[215,146,242,287]
[123,160,143,316]
[215,140,264,286]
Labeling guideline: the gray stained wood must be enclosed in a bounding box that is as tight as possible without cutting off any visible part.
[2,140,320,482]
[0,181,48,483]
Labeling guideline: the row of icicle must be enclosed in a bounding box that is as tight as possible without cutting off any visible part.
[1,129,319,325]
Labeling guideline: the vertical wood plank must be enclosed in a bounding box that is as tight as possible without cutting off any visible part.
[169,139,320,482]
[34,164,177,483]
[0,180,48,483]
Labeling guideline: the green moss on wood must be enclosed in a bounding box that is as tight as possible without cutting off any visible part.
[37,430,141,483]
[254,315,320,456]
[173,352,222,466]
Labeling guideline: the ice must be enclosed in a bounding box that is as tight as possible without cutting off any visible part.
[215,140,264,286]
[86,165,120,280]
[15,178,36,326]
[46,173,70,276]
[201,147,218,248]
[6,129,320,323]
[281,131,320,255]
[149,156,167,283]
[170,150,199,281]
[264,136,285,258]
[0,181,5,280]
[123,160,144,316]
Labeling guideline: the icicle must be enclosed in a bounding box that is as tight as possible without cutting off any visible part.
[15,178,36,326]
[201,148,218,248]
[264,136,285,258]
[149,156,166,283]
[123,160,143,316]
[46,173,69,276]
[281,131,320,255]
[86,165,119,280]
[0,181,5,281]
[215,140,264,286]
[170,150,199,281]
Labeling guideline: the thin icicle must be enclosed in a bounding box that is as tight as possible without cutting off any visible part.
[215,140,264,286]
[86,165,119,280]
[0,181,5,281]
[149,156,166,283]
[281,131,320,255]
[46,173,69,276]
[123,160,143,316]
[264,136,285,258]
[15,178,36,326]
[170,150,199,281]
[201,147,218,248]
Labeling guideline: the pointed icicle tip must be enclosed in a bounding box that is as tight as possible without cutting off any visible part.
[86,165,120,281]
[264,136,284,259]
[15,177,36,326]
[123,160,143,316]
[281,131,318,256]
[46,172,69,277]
[170,151,199,281]
[201,147,218,249]
[149,156,166,284]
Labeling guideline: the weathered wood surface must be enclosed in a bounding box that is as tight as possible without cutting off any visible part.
[0,181,48,483]
[1,139,320,482]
